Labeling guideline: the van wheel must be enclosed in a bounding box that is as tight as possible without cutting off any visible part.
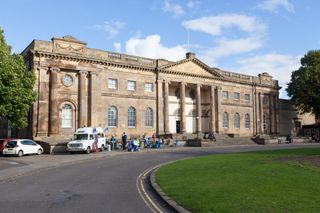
[37,149,42,155]
[18,150,23,157]
[100,145,105,151]
[85,147,91,154]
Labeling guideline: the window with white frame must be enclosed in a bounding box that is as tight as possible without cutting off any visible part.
[234,92,240,101]
[222,91,229,100]
[128,106,136,127]
[61,104,72,128]
[223,112,229,128]
[145,83,153,92]
[108,106,117,127]
[245,94,250,103]
[245,113,250,129]
[127,80,136,91]
[234,113,240,128]
[145,107,153,127]
[108,79,117,89]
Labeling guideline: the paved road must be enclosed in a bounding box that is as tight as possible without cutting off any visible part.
[0,144,319,213]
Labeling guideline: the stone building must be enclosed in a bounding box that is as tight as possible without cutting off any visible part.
[18,35,300,141]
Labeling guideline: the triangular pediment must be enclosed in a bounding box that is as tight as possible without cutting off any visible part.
[160,58,223,78]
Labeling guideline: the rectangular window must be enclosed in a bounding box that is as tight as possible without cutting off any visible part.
[145,83,153,92]
[108,79,117,89]
[245,94,250,103]
[222,91,229,100]
[127,80,136,91]
[234,92,240,101]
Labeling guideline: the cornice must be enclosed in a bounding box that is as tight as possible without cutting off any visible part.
[34,50,156,72]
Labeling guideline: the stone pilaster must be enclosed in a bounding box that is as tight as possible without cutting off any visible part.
[196,84,201,133]
[259,93,263,134]
[163,80,170,134]
[275,93,280,134]
[210,85,215,133]
[49,67,60,135]
[156,79,164,135]
[180,82,186,134]
[78,70,88,128]
[269,94,274,134]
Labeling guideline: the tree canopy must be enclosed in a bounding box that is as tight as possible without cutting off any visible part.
[0,28,36,128]
[286,50,320,117]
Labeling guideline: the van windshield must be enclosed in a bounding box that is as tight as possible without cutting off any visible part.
[74,134,88,140]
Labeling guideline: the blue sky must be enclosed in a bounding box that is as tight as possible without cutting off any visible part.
[1,0,319,98]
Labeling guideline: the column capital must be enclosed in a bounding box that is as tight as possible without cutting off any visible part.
[180,81,187,86]
[79,70,89,76]
[50,67,60,73]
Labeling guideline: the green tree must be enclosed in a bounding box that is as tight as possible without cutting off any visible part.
[287,50,320,119]
[0,28,36,128]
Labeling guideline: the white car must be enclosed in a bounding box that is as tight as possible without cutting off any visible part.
[3,139,43,157]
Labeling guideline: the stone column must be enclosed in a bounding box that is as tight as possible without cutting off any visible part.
[252,85,257,135]
[35,66,49,137]
[215,86,221,133]
[196,84,202,134]
[156,79,164,135]
[275,93,280,134]
[180,82,186,134]
[88,70,101,127]
[78,70,88,128]
[259,93,263,134]
[48,67,60,135]
[269,94,274,134]
[210,85,215,132]
[163,80,170,134]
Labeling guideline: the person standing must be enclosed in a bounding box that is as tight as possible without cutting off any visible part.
[110,135,116,151]
[122,132,127,151]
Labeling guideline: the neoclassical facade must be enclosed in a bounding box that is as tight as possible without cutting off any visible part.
[21,36,282,140]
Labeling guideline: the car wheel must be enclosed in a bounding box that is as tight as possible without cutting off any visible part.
[18,150,23,157]
[100,145,105,151]
[37,149,42,155]
[85,147,91,154]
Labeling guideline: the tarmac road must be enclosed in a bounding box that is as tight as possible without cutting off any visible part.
[0,143,319,213]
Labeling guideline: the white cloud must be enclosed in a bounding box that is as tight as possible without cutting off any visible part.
[187,0,200,9]
[231,53,300,98]
[114,42,122,53]
[200,37,263,65]
[163,0,185,17]
[125,34,186,61]
[93,20,125,39]
[257,0,295,13]
[183,14,267,65]
[183,14,266,36]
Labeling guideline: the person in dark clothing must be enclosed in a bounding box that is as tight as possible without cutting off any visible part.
[122,132,127,151]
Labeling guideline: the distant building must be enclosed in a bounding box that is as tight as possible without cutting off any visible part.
[2,35,311,141]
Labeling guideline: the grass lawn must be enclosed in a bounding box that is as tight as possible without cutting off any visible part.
[156,148,320,213]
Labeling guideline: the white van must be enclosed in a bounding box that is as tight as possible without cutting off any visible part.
[67,127,106,154]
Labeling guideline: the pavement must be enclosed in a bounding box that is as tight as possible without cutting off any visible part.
[0,143,319,213]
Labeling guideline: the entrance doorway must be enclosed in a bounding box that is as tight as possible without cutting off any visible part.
[176,121,181,133]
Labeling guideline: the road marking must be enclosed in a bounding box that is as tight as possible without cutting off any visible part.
[136,165,164,213]
[7,161,20,165]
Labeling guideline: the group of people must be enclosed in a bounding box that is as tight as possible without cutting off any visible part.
[107,132,165,151]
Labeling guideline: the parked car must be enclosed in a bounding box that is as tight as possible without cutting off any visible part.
[0,138,12,155]
[2,139,43,157]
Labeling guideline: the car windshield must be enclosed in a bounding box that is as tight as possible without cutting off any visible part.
[6,141,17,148]
[74,134,88,140]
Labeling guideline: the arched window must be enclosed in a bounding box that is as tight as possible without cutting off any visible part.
[108,106,118,127]
[234,113,240,129]
[145,107,153,127]
[245,113,250,129]
[61,104,72,128]
[223,112,229,128]
[128,107,136,127]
